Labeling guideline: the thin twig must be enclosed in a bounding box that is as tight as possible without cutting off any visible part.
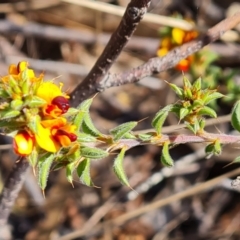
[70,0,152,107]
[71,11,240,105]
[0,158,29,226]
[58,168,240,240]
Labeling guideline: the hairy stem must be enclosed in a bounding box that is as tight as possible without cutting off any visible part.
[0,158,29,226]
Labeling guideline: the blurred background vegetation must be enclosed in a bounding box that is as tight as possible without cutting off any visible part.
[1,0,240,239]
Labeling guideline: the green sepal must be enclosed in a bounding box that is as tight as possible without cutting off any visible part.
[161,142,174,167]
[231,100,240,132]
[8,75,20,93]
[184,88,193,99]
[10,99,24,110]
[110,121,138,141]
[80,146,109,159]
[27,115,40,135]
[26,96,47,108]
[186,120,201,134]
[198,106,217,118]
[37,153,55,191]
[77,158,94,187]
[113,147,130,187]
[152,105,173,134]
[21,79,31,96]
[205,140,222,157]
[192,99,204,109]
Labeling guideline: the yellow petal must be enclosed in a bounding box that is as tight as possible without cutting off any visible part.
[35,123,59,152]
[36,82,63,103]
[13,131,33,156]
[172,28,185,45]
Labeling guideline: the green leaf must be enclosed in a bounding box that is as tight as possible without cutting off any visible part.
[38,153,55,190]
[66,162,76,184]
[82,114,102,137]
[152,105,172,134]
[77,132,96,142]
[77,158,94,187]
[80,146,109,159]
[199,118,206,130]
[138,133,153,141]
[161,142,174,167]
[198,106,217,118]
[168,83,183,98]
[183,76,192,89]
[186,123,196,133]
[63,107,79,118]
[113,148,130,187]
[122,132,136,139]
[1,110,21,119]
[179,107,190,121]
[203,92,224,105]
[192,77,202,91]
[21,79,31,96]
[192,99,204,109]
[28,147,38,169]
[74,98,93,131]
[231,100,240,132]
[110,121,137,141]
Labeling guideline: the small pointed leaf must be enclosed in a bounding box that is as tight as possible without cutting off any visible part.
[113,148,130,187]
[77,158,94,187]
[204,92,224,105]
[38,153,55,190]
[231,100,240,132]
[82,114,102,137]
[77,133,96,142]
[161,142,174,167]
[198,106,217,118]
[80,146,109,159]
[66,162,76,184]
[74,98,93,131]
[110,121,137,141]
[2,110,20,119]
[152,105,173,134]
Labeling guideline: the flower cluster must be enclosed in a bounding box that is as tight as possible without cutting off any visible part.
[0,61,77,156]
[157,16,198,72]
